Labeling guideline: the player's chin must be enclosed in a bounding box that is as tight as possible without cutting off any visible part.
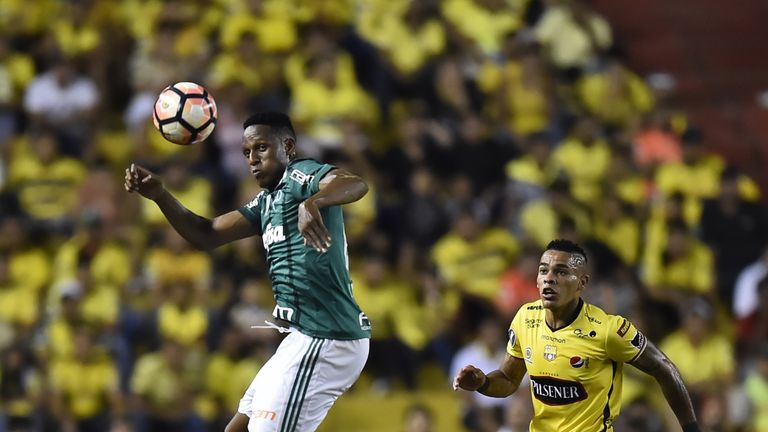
[540,297,558,309]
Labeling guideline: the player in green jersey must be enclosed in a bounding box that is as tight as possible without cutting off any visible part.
[453,239,700,432]
[125,112,370,432]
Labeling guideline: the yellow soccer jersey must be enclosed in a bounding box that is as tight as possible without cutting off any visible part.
[508,299,647,431]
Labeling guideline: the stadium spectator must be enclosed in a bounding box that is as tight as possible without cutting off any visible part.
[660,298,734,430]
[534,0,612,74]
[450,316,508,431]
[48,327,126,432]
[700,166,768,309]
[734,253,768,344]
[0,344,43,431]
[431,207,519,301]
[22,56,99,157]
[552,116,611,204]
[6,130,86,228]
[130,339,206,432]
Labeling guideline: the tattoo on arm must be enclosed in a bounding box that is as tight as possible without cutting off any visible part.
[630,341,697,426]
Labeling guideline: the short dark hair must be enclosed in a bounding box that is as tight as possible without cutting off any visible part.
[242,112,296,140]
[545,239,588,263]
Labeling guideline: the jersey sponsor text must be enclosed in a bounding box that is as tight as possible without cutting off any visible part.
[262,223,286,250]
[530,376,588,405]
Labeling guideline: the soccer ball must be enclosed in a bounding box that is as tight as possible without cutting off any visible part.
[153,82,217,145]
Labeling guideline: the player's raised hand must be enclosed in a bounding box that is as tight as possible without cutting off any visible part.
[298,199,331,253]
[452,365,487,391]
[124,163,165,200]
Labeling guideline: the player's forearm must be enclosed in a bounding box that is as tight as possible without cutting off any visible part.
[476,369,520,398]
[654,359,698,428]
[153,189,217,249]
[308,173,368,209]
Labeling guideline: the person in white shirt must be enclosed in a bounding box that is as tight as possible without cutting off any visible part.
[733,248,768,320]
[450,316,509,431]
[23,55,99,156]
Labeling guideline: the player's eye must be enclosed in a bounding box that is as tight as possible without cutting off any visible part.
[538,268,547,275]
[243,149,250,157]
[258,144,268,152]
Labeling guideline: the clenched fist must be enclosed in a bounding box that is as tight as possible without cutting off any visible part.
[452,365,487,391]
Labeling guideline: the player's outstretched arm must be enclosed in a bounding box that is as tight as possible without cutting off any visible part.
[125,164,259,249]
[298,168,368,252]
[452,354,527,398]
[630,340,700,432]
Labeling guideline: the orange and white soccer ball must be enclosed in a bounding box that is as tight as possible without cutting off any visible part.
[153,82,217,145]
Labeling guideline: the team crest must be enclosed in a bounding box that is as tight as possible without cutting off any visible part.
[544,345,557,362]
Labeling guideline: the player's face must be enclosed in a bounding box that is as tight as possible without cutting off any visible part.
[242,125,294,190]
[536,250,587,310]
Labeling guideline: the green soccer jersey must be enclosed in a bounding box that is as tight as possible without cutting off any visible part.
[238,159,371,340]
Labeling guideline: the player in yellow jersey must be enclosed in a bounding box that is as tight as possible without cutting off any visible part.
[453,239,700,432]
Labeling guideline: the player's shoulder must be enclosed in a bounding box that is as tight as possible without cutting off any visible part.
[513,300,545,322]
[243,191,266,209]
[519,300,544,313]
[287,158,333,184]
[582,302,636,341]
[583,302,625,329]
[581,301,612,323]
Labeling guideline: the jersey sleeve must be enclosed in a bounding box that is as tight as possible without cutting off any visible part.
[605,315,648,363]
[506,308,525,358]
[236,195,263,235]
[287,160,335,200]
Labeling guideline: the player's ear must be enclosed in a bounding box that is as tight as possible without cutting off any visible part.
[283,137,296,161]
[579,274,590,291]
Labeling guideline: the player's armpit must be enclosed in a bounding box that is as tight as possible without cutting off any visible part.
[629,341,698,427]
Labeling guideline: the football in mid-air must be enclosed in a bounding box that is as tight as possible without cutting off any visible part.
[153,82,217,145]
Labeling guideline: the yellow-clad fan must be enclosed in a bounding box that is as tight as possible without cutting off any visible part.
[431,208,518,301]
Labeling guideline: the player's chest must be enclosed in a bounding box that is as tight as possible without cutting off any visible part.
[259,190,298,216]
[258,190,298,251]
[519,324,608,381]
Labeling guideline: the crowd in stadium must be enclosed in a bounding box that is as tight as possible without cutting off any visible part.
[0,0,767,431]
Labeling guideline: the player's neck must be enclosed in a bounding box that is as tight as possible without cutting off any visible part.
[545,298,583,331]
[262,164,289,191]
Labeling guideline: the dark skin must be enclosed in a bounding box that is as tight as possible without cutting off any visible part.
[126,124,367,432]
[453,249,698,429]
[124,124,368,253]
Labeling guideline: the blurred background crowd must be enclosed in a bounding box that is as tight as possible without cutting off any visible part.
[1,0,768,431]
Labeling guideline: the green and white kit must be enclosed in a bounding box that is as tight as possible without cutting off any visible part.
[236,159,370,431]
